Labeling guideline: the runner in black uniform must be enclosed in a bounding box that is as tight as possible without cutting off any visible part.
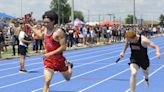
[119,30,160,92]
[129,34,149,70]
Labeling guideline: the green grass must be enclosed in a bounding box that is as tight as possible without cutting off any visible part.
[1,46,33,55]
[1,49,13,54]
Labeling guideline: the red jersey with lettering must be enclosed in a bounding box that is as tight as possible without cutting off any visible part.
[43,32,68,72]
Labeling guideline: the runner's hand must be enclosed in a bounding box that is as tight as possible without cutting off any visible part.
[156,52,160,59]
[119,51,124,59]
[43,52,52,59]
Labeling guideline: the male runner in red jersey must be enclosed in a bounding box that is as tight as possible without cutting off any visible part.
[27,10,73,92]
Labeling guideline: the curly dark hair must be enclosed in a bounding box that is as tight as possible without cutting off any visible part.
[42,10,58,25]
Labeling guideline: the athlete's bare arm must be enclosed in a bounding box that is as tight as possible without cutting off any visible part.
[141,35,160,59]
[26,24,43,37]
[120,39,129,58]
[53,28,67,53]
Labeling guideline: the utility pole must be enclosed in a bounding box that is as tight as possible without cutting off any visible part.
[71,0,74,26]
[21,0,22,17]
[133,0,136,24]
[119,17,122,25]
[151,16,154,28]
[98,14,101,23]
[57,0,60,25]
[107,14,112,21]
[113,15,116,24]
[87,10,90,22]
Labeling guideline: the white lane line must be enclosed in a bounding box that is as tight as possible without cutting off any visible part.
[0,49,125,72]
[124,53,164,92]
[0,41,163,88]
[0,44,123,66]
[0,58,41,66]
[78,53,164,92]
[78,68,130,92]
[1,45,164,72]
[124,65,164,92]
[0,45,123,67]
[0,40,163,66]
[0,50,129,79]
[0,45,162,89]
[0,62,42,72]
[0,67,43,79]
[33,55,140,92]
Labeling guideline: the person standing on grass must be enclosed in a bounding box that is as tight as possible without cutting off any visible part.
[26,10,73,92]
[119,30,160,92]
[18,21,32,73]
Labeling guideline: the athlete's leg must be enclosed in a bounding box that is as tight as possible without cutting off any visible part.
[19,46,27,72]
[19,54,25,70]
[130,63,139,92]
[142,67,149,86]
[43,68,54,92]
[142,68,149,80]
[61,62,73,81]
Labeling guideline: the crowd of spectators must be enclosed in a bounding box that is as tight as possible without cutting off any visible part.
[0,16,164,58]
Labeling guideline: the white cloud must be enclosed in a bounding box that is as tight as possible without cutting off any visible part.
[74,0,164,21]
[0,0,164,21]
[0,0,51,20]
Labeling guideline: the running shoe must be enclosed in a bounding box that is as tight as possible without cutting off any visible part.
[144,78,149,87]
[19,69,28,73]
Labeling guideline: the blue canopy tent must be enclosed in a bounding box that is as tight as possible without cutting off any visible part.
[0,21,6,27]
[0,12,15,18]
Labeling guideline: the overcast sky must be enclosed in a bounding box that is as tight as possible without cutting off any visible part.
[0,0,164,21]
